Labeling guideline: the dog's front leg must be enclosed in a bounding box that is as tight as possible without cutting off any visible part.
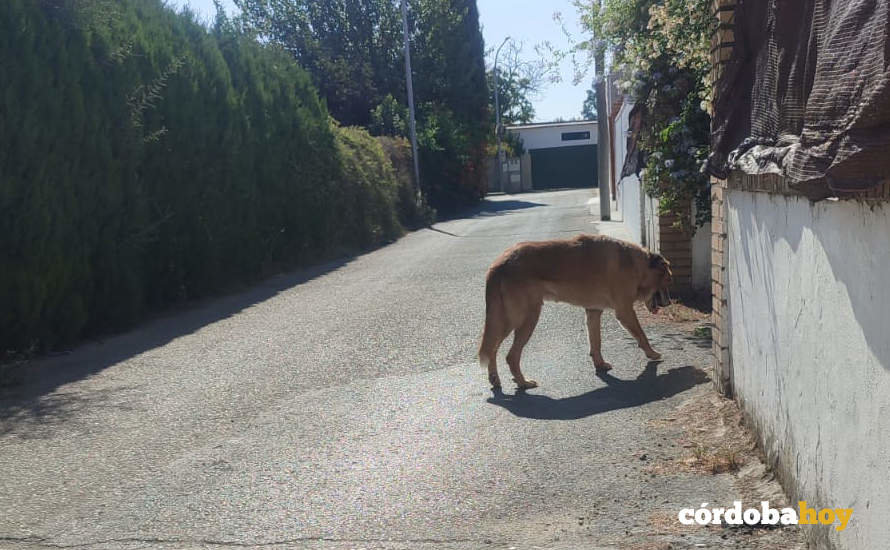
[615,306,662,361]
[585,308,613,371]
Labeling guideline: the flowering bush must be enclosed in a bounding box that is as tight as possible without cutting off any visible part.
[578,0,714,232]
[640,92,711,228]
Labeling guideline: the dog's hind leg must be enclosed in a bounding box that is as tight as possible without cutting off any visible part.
[479,279,511,389]
[585,308,612,371]
[506,301,542,389]
[615,306,662,361]
[480,328,509,389]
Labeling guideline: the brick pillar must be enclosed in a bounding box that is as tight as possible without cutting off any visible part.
[711,179,731,395]
[658,208,693,291]
[710,0,735,396]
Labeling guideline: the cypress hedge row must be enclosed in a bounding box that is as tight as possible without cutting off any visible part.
[0,0,419,353]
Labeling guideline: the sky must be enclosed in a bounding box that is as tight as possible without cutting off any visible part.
[167,0,590,122]
[477,0,591,122]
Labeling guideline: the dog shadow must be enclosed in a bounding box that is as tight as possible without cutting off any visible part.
[486,363,710,420]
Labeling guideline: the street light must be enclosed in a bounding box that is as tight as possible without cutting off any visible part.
[493,36,510,192]
[593,0,611,220]
[400,0,421,202]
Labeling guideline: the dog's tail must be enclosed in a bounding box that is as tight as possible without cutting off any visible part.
[479,271,507,370]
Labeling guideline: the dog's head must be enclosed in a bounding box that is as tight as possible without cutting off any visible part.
[644,252,672,314]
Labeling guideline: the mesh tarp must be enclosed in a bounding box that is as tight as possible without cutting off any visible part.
[708,0,890,197]
[621,102,644,178]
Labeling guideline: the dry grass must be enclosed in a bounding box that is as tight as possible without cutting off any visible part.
[636,290,711,328]
[647,510,701,535]
[684,444,743,474]
[646,392,754,476]
[626,542,675,550]
[661,302,709,323]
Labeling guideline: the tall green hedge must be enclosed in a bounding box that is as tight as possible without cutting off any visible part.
[0,0,406,353]
[234,0,491,214]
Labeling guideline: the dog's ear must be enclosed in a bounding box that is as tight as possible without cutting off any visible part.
[649,252,667,269]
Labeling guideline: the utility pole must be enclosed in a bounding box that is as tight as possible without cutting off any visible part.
[400,0,421,200]
[493,36,511,193]
[594,36,612,221]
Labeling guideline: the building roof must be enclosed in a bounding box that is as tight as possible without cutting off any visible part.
[506,120,597,131]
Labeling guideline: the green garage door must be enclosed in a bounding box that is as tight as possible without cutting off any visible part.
[530,144,598,189]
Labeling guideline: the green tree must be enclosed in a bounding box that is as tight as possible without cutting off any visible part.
[487,41,552,126]
[410,0,490,209]
[235,0,490,212]
[369,93,409,137]
[581,85,597,120]
[0,0,411,353]
[575,0,714,230]
[488,68,535,125]
[233,0,403,127]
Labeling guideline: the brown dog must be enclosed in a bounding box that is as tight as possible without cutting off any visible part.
[478,234,672,389]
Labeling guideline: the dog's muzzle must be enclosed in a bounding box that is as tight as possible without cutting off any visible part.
[647,288,671,313]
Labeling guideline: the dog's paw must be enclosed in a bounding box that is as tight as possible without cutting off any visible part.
[594,361,613,372]
[645,349,663,361]
[489,375,502,389]
[514,378,538,390]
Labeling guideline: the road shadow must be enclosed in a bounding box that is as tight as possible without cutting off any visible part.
[486,364,710,420]
[435,198,545,222]
[0,385,139,439]
[0,256,355,428]
[652,332,713,351]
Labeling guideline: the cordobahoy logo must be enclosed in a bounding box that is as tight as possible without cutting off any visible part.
[678,501,853,532]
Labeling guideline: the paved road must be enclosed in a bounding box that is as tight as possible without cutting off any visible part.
[2,190,762,549]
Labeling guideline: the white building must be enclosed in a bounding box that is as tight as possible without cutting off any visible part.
[501,120,598,192]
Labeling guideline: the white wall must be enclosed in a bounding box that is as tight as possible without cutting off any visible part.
[619,174,643,244]
[726,189,890,549]
[617,172,661,252]
[612,98,710,290]
[500,157,521,193]
[617,156,709,291]
[614,102,632,227]
[613,102,632,179]
[507,122,597,151]
[614,101,643,244]
[520,153,533,192]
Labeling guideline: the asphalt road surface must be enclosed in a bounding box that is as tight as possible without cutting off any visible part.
[1,190,794,549]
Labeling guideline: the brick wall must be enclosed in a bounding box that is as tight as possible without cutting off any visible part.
[710,0,735,396]
[707,0,890,397]
[658,210,693,290]
[711,179,731,394]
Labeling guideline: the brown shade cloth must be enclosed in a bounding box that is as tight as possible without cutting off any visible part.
[708,0,890,197]
[621,103,645,178]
